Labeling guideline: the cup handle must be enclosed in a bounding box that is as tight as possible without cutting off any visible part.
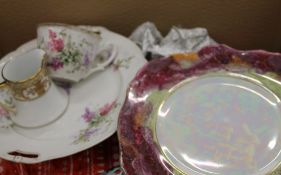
[94,44,117,71]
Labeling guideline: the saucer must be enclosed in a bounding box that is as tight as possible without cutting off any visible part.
[118,46,281,175]
[0,26,147,163]
[11,85,69,128]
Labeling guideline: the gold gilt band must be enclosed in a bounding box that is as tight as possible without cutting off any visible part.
[6,63,51,101]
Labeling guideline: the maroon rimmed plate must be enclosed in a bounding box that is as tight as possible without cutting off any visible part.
[118,45,281,175]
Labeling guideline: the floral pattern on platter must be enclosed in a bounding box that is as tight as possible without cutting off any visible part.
[38,29,96,73]
[112,57,133,71]
[73,100,118,144]
[0,107,13,128]
[0,88,16,128]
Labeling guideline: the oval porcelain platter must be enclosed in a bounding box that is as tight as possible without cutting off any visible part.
[0,26,147,163]
[118,45,281,175]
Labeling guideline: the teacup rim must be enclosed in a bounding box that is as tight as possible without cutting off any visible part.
[2,49,47,84]
[37,22,101,36]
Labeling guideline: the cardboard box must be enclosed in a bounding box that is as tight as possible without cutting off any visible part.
[0,0,280,56]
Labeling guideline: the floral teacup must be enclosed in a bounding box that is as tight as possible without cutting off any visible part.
[1,49,69,128]
[37,23,116,82]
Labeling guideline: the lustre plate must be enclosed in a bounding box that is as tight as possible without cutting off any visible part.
[118,45,281,175]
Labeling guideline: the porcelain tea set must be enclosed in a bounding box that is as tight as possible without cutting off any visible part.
[0,23,116,128]
[0,25,145,164]
[2,23,281,175]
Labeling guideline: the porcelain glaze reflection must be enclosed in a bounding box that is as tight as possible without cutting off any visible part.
[118,45,281,175]
[157,75,281,175]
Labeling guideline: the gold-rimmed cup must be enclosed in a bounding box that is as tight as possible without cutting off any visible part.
[1,49,69,128]
[2,49,51,101]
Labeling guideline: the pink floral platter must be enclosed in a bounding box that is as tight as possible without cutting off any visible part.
[0,26,146,164]
[118,45,281,175]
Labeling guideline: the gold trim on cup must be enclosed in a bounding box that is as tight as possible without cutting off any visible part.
[2,55,51,101]
[0,82,8,88]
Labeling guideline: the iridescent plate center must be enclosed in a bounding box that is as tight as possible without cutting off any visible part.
[156,75,281,175]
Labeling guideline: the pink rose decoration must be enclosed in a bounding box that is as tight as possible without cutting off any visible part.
[99,101,117,116]
[48,29,64,52]
[49,29,57,39]
[47,57,64,71]
[51,39,64,52]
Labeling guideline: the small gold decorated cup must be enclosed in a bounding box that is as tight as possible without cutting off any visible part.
[2,50,51,101]
[1,49,69,128]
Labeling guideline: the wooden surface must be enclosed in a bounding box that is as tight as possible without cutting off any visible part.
[0,0,280,56]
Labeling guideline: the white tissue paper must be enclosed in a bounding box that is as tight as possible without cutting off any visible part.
[129,22,217,59]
